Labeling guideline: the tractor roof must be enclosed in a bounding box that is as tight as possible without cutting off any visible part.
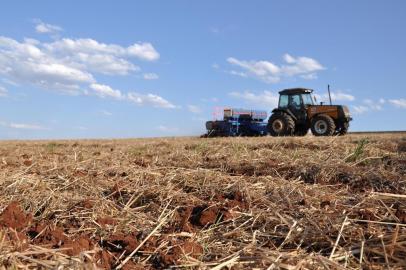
[279,88,313,95]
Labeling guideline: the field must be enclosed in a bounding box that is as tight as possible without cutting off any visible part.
[0,133,405,269]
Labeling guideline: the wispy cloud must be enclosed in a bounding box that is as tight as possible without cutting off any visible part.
[90,83,123,99]
[34,20,63,34]
[352,98,385,114]
[314,91,355,103]
[187,105,202,114]
[88,83,177,109]
[143,73,159,80]
[389,98,406,109]
[156,125,179,133]
[300,73,318,80]
[0,86,8,97]
[229,90,279,109]
[73,126,88,131]
[127,92,177,109]
[100,110,113,116]
[330,92,355,101]
[352,105,369,114]
[226,54,324,84]
[364,99,384,110]
[9,123,48,130]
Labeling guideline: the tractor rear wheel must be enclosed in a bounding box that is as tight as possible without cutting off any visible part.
[311,114,336,136]
[268,112,295,136]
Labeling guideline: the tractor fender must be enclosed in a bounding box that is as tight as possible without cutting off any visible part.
[271,108,297,121]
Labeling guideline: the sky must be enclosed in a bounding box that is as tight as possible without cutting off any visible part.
[0,0,405,139]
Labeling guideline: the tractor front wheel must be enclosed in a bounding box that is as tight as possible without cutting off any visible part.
[338,122,349,136]
[311,114,336,136]
[268,113,295,136]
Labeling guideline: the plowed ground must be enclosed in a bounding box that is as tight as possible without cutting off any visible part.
[0,133,405,269]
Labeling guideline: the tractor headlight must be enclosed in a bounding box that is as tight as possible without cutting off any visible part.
[343,106,351,117]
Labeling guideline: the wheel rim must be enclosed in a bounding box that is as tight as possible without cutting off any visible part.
[314,120,327,134]
[272,119,284,133]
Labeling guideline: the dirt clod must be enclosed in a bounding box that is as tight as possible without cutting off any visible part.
[0,202,32,231]
[101,233,138,254]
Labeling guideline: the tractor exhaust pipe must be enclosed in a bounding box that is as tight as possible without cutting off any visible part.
[328,84,332,105]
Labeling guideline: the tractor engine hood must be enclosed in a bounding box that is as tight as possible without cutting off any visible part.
[341,105,351,117]
[338,105,352,121]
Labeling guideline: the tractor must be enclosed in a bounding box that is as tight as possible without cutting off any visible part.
[268,88,352,136]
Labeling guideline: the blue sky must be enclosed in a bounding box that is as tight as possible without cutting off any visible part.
[0,1,405,139]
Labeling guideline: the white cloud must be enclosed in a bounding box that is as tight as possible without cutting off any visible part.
[283,54,296,64]
[389,98,406,109]
[352,98,385,114]
[318,91,355,103]
[74,53,139,75]
[143,73,159,80]
[229,90,279,109]
[227,54,324,84]
[100,110,113,116]
[300,73,318,80]
[0,36,95,94]
[127,43,160,61]
[45,38,159,61]
[187,105,202,114]
[363,99,383,110]
[353,98,406,114]
[227,57,280,83]
[333,92,355,102]
[0,86,7,97]
[88,84,176,109]
[156,125,179,133]
[352,105,369,114]
[89,83,122,99]
[228,70,248,78]
[35,21,63,34]
[127,92,177,109]
[0,27,177,110]
[0,37,159,80]
[313,91,355,104]
[43,38,158,75]
[73,126,88,131]
[2,78,19,86]
[281,54,324,76]
[9,123,48,130]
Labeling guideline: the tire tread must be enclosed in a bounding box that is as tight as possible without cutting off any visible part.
[311,114,336,136]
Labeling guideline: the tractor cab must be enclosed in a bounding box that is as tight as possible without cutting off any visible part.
[277,88,315,124]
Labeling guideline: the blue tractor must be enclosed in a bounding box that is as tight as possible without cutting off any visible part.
[203,108,268,137]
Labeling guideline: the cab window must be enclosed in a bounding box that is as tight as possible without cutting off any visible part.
[289,94,302,109]
[279,95,288,108]
[302,93,314,106]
